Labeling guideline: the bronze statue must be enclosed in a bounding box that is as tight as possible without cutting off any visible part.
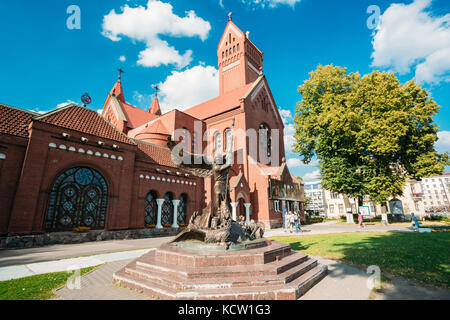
[166,136,264,248]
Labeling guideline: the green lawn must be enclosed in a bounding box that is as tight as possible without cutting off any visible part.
[0,266,98,300]
[271,232,450,288]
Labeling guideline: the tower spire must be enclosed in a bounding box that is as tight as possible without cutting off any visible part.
[149,84,162,116]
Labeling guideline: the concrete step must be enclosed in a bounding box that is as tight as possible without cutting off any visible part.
[135,251,309,279]
[114,263,328,300]
[124,257,318,290]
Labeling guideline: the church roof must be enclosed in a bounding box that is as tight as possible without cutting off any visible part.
[134,140,177,168]
[117,99,159,129]
[34,104,135,145]
[149,97,162,116]
[109,79,125,103]
[0,103,38,138]
[184,80,257,120]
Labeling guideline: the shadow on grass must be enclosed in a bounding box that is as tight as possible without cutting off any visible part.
[274,232,450,288]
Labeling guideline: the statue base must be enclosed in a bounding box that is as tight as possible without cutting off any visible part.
[113,239,327,300]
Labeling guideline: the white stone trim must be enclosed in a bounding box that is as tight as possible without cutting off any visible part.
[223,60,241,72]
[49,143,57,148]
[118,156,123,161]
[59,145,67,150]
[78,148,85,154]
[218,24,244,50]
[0,153,6,160]
[110,155,117,160]
[87,150,93,155]
[95,152,101,157]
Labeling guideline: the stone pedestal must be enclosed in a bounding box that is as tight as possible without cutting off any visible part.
[381,214,389,225]
[113,240,327,300]
[346,213,355,224]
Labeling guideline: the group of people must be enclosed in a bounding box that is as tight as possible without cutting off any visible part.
[284,211,302,233]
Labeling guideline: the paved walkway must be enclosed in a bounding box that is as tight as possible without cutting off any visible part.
[53,259,151,300]
[265,220,412,238]
[0,236,173,268]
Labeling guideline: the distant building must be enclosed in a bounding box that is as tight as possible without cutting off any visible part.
[304,181,326,215]
[303,173,450,219]
[419,173,450,212]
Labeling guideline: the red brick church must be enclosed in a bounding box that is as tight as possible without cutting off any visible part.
[0,17,304,242]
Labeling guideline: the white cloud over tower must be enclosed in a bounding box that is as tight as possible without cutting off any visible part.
[102,0,211,69]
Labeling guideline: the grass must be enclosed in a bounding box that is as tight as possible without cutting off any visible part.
[0,266,99,300]
[271,232,450,288]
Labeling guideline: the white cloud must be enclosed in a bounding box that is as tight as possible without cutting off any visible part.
[436,131,450,153]
[279,108,296,154]
[287,158,318,168]
[119,55,126,62]
[157,64,219,113]
[303,170,321,182]
[102,0,211,69]
[371,0,450,84]
[242,0,301,8]
[56,100,77,109]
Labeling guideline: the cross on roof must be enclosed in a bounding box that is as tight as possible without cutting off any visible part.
[152,84,160,97]
[228,12,233,21]
[118,68,125,80]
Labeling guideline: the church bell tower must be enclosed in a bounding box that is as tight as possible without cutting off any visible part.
[217,13,264,96]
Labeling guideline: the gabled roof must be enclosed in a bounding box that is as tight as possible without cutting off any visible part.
[109,79,125,103]
[0,103,38,138]
[184,80,257,120]
[135,140,177,168]
[149,97,162,116]
[34,104,135,145]
[119,100,159,129]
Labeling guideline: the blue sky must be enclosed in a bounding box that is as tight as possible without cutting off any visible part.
[0,0,449,180]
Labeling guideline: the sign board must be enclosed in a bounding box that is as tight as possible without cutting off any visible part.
[269,179,302,201]
[389,200,404,215]
[358,206,371,217]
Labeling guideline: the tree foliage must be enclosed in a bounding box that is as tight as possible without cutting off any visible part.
[293,65,449,204]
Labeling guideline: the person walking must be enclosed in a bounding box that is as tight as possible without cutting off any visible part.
[294,212,302,233]
[358,213,365,228]
[411,213,420,232]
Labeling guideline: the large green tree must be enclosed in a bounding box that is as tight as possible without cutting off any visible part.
[293,65,449,205]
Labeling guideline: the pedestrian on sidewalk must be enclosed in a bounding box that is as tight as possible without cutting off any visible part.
[411,213,420,232]
[358,213,365,228]
[294,212,302,233]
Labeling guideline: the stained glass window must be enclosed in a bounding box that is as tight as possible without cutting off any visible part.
[145,191,158,225]
[161,192,173,226]
[45,167,108,232]
[178,194,188,225]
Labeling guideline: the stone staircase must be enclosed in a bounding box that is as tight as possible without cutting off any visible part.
[113,240,327,300]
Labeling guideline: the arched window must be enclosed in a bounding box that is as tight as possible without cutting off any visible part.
[259,124,272,158]
[225,129,233,153]
[45,167,108,232]
[145,191,158,225]
[178,194,188,225]
[161,192,173,226]
[222,51,224,59]
[237,43,240,51]
[214,131,222,155]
